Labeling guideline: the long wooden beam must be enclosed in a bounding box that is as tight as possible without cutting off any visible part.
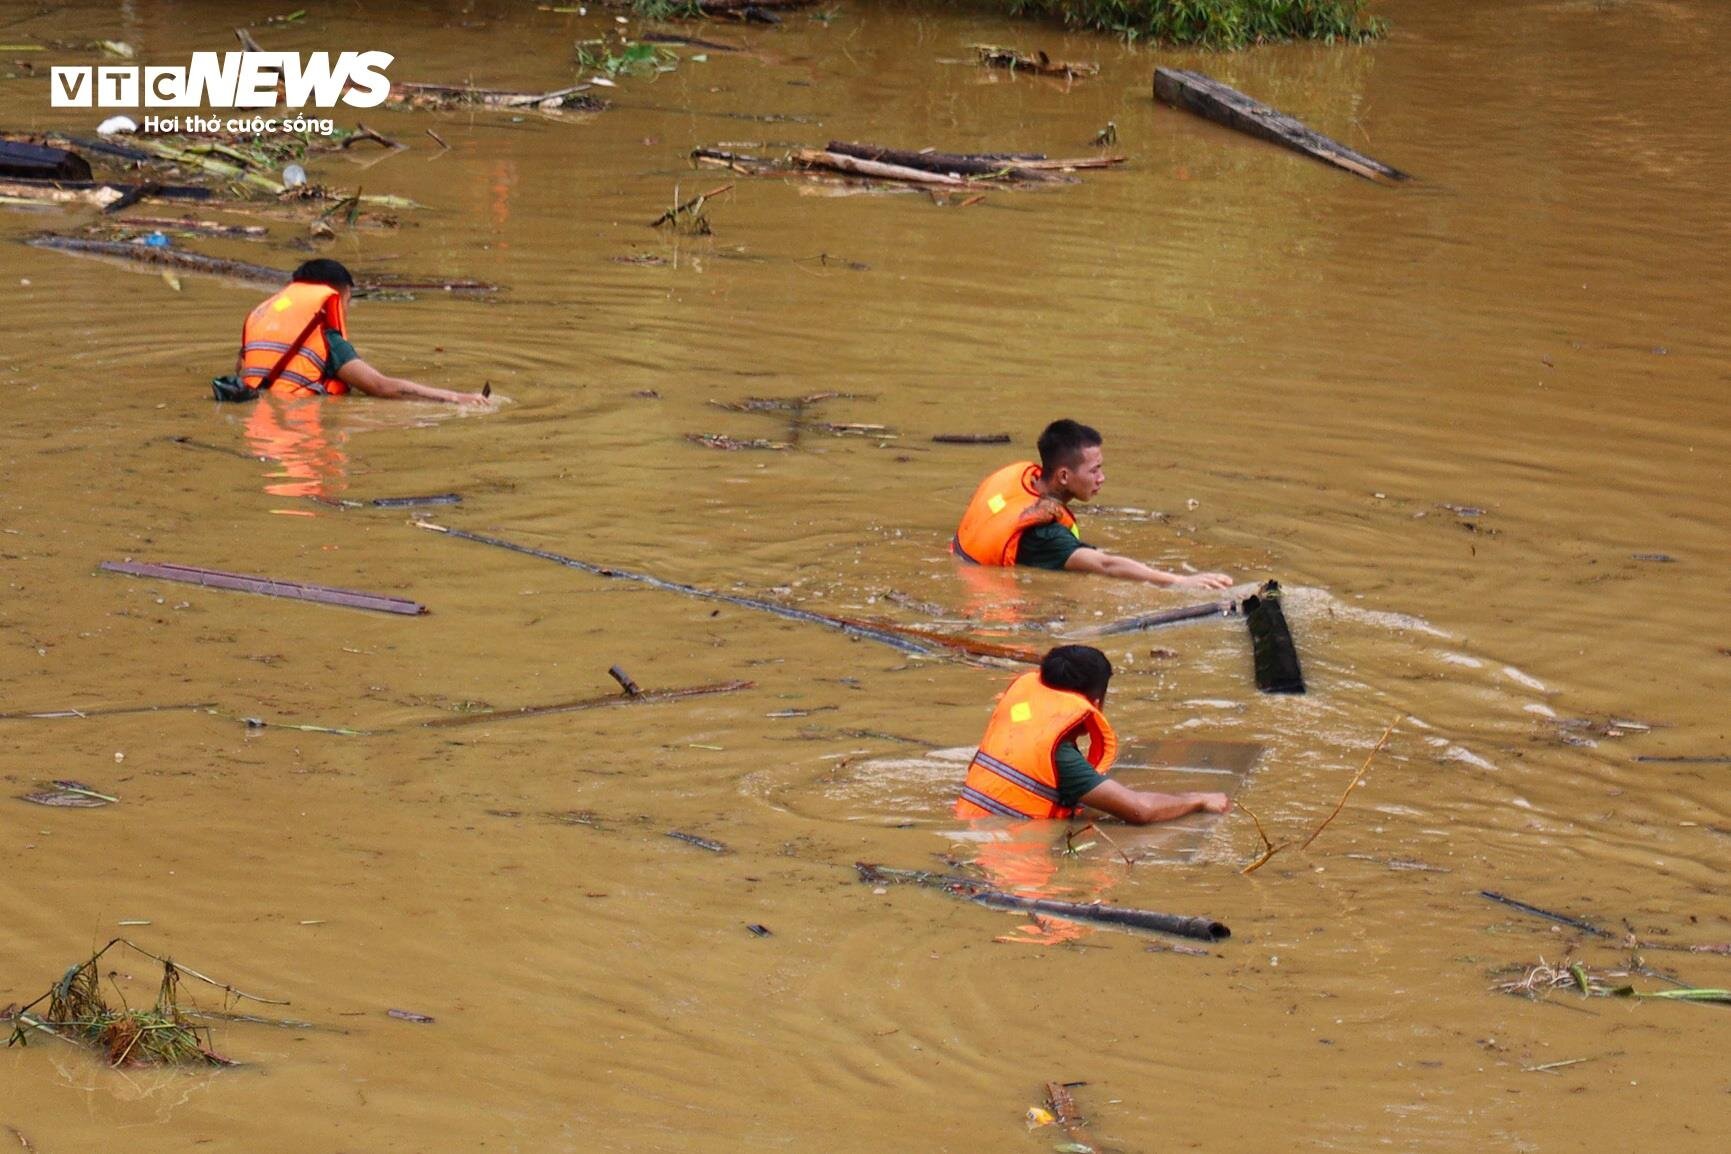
[1154,67,1409,184]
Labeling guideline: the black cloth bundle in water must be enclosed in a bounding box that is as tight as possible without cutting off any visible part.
[1243,580,1305,693]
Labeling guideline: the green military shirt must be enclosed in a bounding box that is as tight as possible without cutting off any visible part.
[1055,740,1109,807]
[323,329,360,384]
[1015,521,1090,571]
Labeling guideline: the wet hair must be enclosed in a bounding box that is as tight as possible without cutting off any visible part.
[291,259,355,291]
[1037,419,1103,474]
[1040,644,1113,704]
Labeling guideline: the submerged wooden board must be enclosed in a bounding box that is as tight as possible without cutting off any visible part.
[1154,67,1409,184]
[99,560,428,616]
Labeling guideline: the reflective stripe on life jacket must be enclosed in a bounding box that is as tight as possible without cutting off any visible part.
[950,461,1078,566]
[954,670,1117,821]
[238,282,349,397]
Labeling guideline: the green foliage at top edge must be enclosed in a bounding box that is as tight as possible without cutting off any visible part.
[1002,0,1385,49]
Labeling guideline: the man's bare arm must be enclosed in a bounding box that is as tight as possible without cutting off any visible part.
[1077,778,1232,825]
[1063,547,1231,590]
[337,358,490,406]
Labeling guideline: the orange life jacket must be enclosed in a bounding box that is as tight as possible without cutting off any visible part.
[238,283,349,396]
[955,671,1117,820]
[951,461,1077,566]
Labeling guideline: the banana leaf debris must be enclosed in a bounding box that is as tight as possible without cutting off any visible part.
[4,939,287,1067]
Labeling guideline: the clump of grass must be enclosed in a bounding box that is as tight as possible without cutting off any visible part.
[5,939,277,1068]
[999,0,1384,49]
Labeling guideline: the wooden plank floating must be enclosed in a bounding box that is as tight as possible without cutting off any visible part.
[0,139,93,181]
[1153,67,1410,184]
[98,561,428,616]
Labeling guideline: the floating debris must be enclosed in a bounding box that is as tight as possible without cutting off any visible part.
[18,779,116,807]
[1154,67,1411,184]
[972,45,1099,78]
[100,560,428,616]
[4,939,283,1066]
[386,1008,435,1024]
[684,433,791,451]
[667,831,729,853]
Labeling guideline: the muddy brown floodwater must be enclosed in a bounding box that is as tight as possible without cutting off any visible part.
[2,0,1728,1150]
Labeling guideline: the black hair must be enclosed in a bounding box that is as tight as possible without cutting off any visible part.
[1040,644,1113,704]
[1037,419,1103,474]
[290,259,355,290]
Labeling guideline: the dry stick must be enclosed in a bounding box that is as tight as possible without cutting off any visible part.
[1237,800,1291,876]
[418,680,752,729]
[649,182,733,228]
[1300,718,1399,851]
[0,701,214,720]
[344,123,402,150]
[112,939,290,1006]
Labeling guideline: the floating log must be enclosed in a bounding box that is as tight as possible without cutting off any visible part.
[99,560,428,616]
[793,149,975,187]
[1243,580,1304,693]
[26,235,496,296]
[857,863,1229,942]
[931,433,1011,444]
[1153,67,1409,184]
[0,179,211,208]
[0,139,92,181]
[1480,890,1613,938]
[104,216,267,238]
[1068,599,1238,639]
[824,141,1067,183]
[369,494,462,508]
[391,81,605,112]
[415,521,1034,664]
[419,679,752,729]
[972,45,1099,78]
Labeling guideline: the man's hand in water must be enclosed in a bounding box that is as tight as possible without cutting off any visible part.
[1194,792,1232,814]
[1172,571,1233,591]
[451,390,492,408]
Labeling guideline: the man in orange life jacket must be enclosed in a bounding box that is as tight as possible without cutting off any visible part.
[236,259,490,405]
[956,645,1231,825]
[952,419,1232,589]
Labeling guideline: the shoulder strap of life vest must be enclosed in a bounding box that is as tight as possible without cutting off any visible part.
[955,672,1117,821]
[951,461,1076,567]
[243,283,346,395]
[256,309,330,393]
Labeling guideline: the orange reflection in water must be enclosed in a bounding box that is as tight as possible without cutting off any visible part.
[243,395,350,501]
[964,819,1124,946]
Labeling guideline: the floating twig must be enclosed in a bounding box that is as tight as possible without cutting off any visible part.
[931,433,1011,444]
[1299,717,1397,850]
[1237,800,1291,876]
[1480,891,1613,938]
[99,560,428,616]
[419,680,751,729]
[650,182,732,230]
[608,665,644,697]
